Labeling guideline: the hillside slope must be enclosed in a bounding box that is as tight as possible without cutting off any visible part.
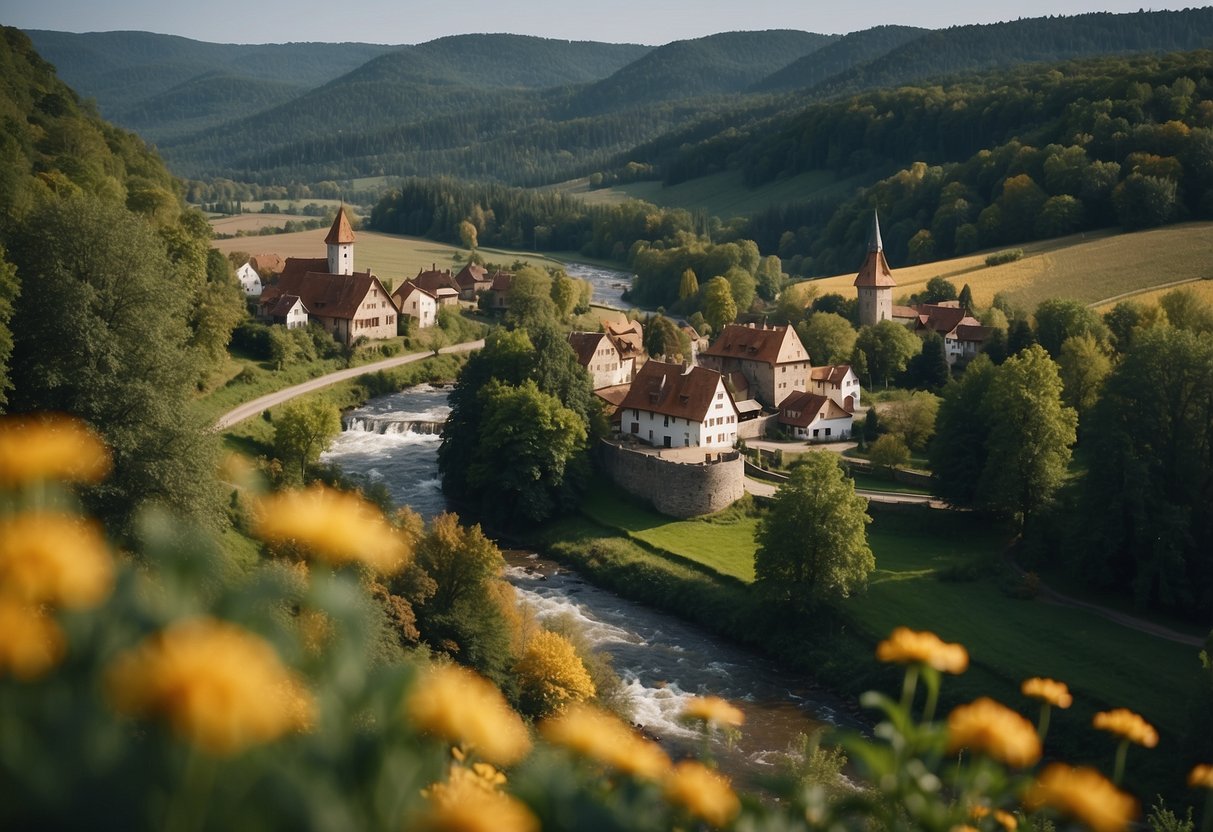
[751,25,925,92]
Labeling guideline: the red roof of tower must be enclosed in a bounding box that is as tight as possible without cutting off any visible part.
[324,207,356,245]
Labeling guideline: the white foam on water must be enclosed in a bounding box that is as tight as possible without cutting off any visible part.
[620,676,699,739]
[512,587,638,649]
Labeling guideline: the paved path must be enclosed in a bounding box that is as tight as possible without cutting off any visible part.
[1088,276,1203,308]
[214,339,484,429]
[743,477,938,506]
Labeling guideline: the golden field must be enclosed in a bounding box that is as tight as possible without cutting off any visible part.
[791,221,1213,311]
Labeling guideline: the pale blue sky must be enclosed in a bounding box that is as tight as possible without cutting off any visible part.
[1,0,1205,45]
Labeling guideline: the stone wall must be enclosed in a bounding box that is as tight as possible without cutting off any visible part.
[597,440,744,518]
[736,412,778,440]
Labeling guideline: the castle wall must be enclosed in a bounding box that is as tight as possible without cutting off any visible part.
[597,440,744,518]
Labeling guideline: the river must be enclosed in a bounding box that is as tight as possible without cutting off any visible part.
[321,387,855,776]
[561,261,636,312]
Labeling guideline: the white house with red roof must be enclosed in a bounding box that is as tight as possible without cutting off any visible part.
[698,322,811,408]
[810,364,861,412]
[778,391,854,442]
[392,281,439,329]
[618,361,739,449]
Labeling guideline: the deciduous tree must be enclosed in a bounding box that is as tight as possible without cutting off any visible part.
[798,312,856,367]
[702,276,737,334]
[855,321,920,388]
[273,399,341,480]
[514,629,596,718]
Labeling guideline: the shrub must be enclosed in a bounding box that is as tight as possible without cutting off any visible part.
[985,249,1024,266]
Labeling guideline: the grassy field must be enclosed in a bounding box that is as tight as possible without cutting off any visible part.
[210,214,326,235]
[550,170,870,218]
[791,221,1213,312]
[210,227,564,288]
[1092,276,1213,311]
[576,485,1200,737]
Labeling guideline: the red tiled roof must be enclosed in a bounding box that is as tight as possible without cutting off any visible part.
[279,257,329,282]
[604,319,644,358]
[324,207,356,245]
[264,293,307,318]
[853,248,896,288]
[391,280,437,305]
[915,303,975,336]
[454,263,488,289]
[701,323,800,367]
[567,331,612,367]
[261,270,389,320]
[954,324,993,343]
[778,391,851,428]
[892,304,919,319]
[248,253,285,274]
[810,364,852,386]
[618,361,731,423]
[489,272,513,292]
[412,268,459,295]
[594,383,631,411]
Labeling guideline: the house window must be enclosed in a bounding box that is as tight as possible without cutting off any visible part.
[825,428,832,437]
[631,422,639,434]
[663,436,672,448]
[813,429,820,437]
[663,415,670,427]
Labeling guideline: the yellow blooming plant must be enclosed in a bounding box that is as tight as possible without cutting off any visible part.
[540,702,672,781]
[0,597,66,681]
[946,698,1042,769]
[0,513,114,609]
[0,413,110,490]
[1190,764,1213,832]
[1020,676,1072,741]
[405,664,532,767]
[663,760,741,828]
[1093,707,1158,784]
[681,695,746,730]
[1024,763,1139,832]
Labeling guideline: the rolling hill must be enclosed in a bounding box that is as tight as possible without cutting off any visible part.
[750,25,925,93]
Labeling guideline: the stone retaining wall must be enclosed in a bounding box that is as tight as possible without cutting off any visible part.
[597,440,744,518]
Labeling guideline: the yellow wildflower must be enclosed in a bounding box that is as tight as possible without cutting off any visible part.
[416,763,538,832]
[0,513,113,609]
[664,760,740,828]
[681,695,745,729]
[876,627,969,674]
[1024,764,1138,832]
[540,702,671,780]
[405,664,531,767]
[972,804,1018,831]
[1020,677,1072,709]
[0,413,110,488]
[1189,764,1213,789]
[105,617,316,756]
[1093,708,1158,748]
[0,598,65,680]
[946,697,1041,768]
[252,485,411,574]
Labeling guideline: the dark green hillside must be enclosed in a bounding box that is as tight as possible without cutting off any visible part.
[751,25,925,92]
[808,8,1213,99]
[569,30,834,111]
[111,74,304,141]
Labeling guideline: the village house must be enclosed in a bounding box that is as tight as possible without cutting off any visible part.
[810,364,862,411]
[902,302,992,365]
[235,261,262,296]
[411,266,461,307]
[604,318,645,370]
[568,331,631,389]
[482,271,514,312]
[777,391,854,442]
[262,294,308,329]
[258,208,398,345]
[618,361,739,449]
[698,322,811,408]
[392,280,439,329]
[248,253,285,277]
[454,263,492,301]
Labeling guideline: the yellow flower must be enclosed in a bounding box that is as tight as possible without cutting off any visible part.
[1093,708,1158,748]
[0,598,66,680]
[1189,764,1213,789]
[252,485,411,574]
[104,617,315,756]
[681,695,745,729]
[972,804,1018,831]
[0,513,114,609]
[946,697,1041,767]
[1024,764,1138,832]
[877,627,969,674]
[664,760,740,828]
[540,702,672,781]
[417,763,538,832]
[405,664,531,767]
[1020,677,1072,709]
[0,414,110,488]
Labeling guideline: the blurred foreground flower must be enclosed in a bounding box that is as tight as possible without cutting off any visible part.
[1191,764,1213,789]
[540,702,671,781]
[971,804,1018,831]
[664,759,740,828]
[1020,677,1072,709]
[1024,763,1138,832]
[0,597,65,680]
[0,512,113,608]
[418,760,538,832]
[877,627,969,674]
[681,695,745,730]
[405,664,531,767]
[252,484,412,574]
[946,697,1041,768]
[105,617,315,756]
[1093,708,1158,748]
[0,413,110,489]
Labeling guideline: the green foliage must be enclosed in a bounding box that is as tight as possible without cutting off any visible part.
[855,320,920,388]
[1057,333,1112,421]
[754,452,873,607]
[930,355,997,507]
[798,312,857,366]
[868,433,910,476]
[643,314,689,361]
[272,399,341,481]
[902,331,951,391]
[677,267,699,300]
[1034,298,1109,357]
[0,248,17,409]
[986,249,1026,267]
[506,266,558,331]
[701,276,738,334]
[879,390,940,452]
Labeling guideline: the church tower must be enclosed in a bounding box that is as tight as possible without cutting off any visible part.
[325,206,356,276]
[853,210,895,327]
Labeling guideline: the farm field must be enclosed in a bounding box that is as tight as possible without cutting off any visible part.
[210,213,324,235]
[209,226,564,287]
[791,221,1213,311]
[576,486,1198,736]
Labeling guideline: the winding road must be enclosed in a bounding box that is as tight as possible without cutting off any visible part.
[214,339,484,429]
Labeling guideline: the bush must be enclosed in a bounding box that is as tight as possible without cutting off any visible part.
[985,249,1024,266]
[868,434,910,476]
[230,321,274,360]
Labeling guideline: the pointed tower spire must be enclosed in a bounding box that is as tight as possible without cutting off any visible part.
[326,206,355,275]
[868,208,884,253]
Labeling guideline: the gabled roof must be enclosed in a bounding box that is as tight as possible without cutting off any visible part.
[778,391,852,428]
[392,280,437,304]
[261,271,388,320]
[264,293,307,318]
[604,319,643,358]
[248,253,285,274]
[810,364,853,386]
[324,207,356,245]
[489,271,513,292]
[567,331,614,367]
[954,324,994,343]
[892,304,919,319]
[618,361,733,423]
[701,323,807,367]
[454,263,489,289]
[594,383,631,412]
[279,257,329,282]
[412,268,459,295]
[915,303,979,337]
[853,210,896,289]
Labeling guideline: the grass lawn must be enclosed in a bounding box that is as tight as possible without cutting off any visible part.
[849,471,931,495]
[789,220,1213,311]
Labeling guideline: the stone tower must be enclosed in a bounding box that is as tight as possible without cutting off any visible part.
[325,206,356,276]
[853,210,896,327]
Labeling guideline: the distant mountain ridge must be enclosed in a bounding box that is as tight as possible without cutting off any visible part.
[750,25,926,92]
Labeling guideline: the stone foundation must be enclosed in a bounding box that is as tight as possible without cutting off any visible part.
[597,440,744,518]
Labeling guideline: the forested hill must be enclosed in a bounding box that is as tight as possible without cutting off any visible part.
[750,25,925,93]
[566,30,834,112]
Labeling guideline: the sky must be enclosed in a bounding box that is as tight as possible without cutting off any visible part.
[2,0,1206,45]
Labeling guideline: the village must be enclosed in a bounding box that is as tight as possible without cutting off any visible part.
[236,207,993,517]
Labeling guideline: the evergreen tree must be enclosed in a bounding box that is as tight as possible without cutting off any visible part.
[902,331,950,390]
